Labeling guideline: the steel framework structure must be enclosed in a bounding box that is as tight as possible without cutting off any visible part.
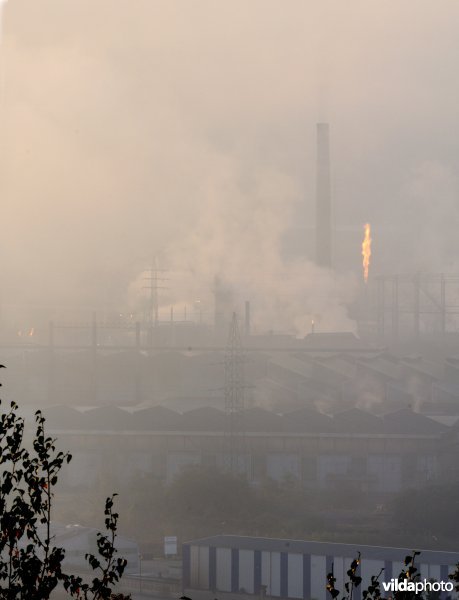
[374,273,459,340]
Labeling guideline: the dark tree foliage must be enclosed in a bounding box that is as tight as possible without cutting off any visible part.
[326,551,459,600]
[0,366,130,599]
[162,464,325,541]
[449,563,459,594]
[62,496,130,600]
[326,553,362,600]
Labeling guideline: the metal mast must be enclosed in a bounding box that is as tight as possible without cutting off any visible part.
[224,312,246,473]
[143,257,167,345]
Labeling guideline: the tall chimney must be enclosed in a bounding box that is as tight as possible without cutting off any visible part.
[315,123,332,268]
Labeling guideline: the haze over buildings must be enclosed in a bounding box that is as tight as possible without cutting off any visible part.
[0,0,458,577]
[0,1,458,337]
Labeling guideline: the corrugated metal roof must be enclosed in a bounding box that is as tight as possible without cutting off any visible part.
[181,407,226,431]
[357,356,402,381]
[303,332,368,350]
[428,415,459,427]
[382,408,447,435]
[130,405,182,430]
[42,405,88,429]
[282,407,335,433]
[83,406,133,430]
[267,353,313,378]
[433,381,459,397]
[332,408,385,433]
[183,535,458,565]
[313,356,356,379]
[42,405,451,435]
[402,357,444,380]
[241,407,283,432]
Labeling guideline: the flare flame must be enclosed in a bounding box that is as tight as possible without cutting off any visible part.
[362,223,372,283]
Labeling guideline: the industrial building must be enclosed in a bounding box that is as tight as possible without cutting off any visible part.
[6,340,459,414]
[33,402,458,495]
[182,535,458,600]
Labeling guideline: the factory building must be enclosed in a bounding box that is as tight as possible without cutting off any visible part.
[33,403,457,495]
[182,535,458,600]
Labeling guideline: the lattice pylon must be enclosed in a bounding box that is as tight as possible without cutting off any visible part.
[224,312,246,474]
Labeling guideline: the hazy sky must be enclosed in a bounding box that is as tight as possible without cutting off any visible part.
[1,0,458,331]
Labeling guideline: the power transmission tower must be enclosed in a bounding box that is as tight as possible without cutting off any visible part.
[224,312,246,474]
[142,257,168,345]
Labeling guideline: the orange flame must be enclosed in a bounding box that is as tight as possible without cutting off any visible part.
[362,223,372,283]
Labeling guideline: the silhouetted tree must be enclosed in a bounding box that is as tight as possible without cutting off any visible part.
[327,551,459,600]
[0,365,130,599]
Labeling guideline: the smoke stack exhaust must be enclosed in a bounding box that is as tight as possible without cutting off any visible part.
[315,123,332,268]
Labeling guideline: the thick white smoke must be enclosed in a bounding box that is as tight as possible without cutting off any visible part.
[3,0,459,331]
[128,150,358,336]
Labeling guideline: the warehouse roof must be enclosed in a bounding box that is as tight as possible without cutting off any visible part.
[242,407,283,432]
[302,332,369,350]
[313,355,357,379]
[82,406,133,430]
[382,408,447,435]
[401,357,444,380]
[356,356,401,381]
[332,408,385,434]
[433,380,459,398]
[267,353,312,379]
[42,405,87,429]
[180,407,226,431]
[41,405,450,436]
[183,535,458,565]
[282,407,335,433]
[130,405,182,430]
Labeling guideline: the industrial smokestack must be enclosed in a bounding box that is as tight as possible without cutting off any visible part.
[315,123,332,268]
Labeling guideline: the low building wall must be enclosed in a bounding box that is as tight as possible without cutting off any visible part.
[183,535,458,600]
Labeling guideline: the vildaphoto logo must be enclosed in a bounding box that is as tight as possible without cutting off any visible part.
[382,578,454,594]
